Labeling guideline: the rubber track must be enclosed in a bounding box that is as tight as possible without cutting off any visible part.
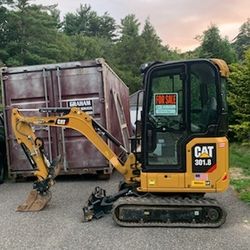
[112,196,227,228]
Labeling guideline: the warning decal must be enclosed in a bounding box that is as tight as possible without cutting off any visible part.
[154,93,178,116]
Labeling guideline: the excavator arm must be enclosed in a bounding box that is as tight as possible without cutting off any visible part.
[12,107,140,212]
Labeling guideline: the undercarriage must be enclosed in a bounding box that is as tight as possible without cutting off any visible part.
[82,186,226,228]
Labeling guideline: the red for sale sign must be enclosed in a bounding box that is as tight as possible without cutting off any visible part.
[154,93,178,116]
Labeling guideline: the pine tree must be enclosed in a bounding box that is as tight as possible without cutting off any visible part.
[63,4,116,41]
[198,24,236,64]
[140,18,163,62]
[112,14,144,93]
[233,19,250,60]
[1,0,73,66]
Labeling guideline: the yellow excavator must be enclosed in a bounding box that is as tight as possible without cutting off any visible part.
[11,58,230,227]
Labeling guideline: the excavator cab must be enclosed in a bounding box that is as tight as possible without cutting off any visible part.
[137,59,229,193]
[108,59,230,227]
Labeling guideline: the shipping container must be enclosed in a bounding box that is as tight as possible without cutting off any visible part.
[1,58,131,179]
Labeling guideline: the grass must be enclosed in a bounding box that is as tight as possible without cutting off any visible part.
[230,143,250,204]
[231,179,250,203]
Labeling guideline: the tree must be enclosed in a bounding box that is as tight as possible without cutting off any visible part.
[1,0,72,66]
[228,49,250,142]
[112,14,144,93]
[0,0,14,8]
[69,34,112,60]
[197,24,236,64]
[111,15,182,93]
[140,18,163,62]
[63,4,116,41]
[140,18,182,63]
[233,19,250,60]
[98,12,117,40]
[0,3,10,62]
[118,15,144,68]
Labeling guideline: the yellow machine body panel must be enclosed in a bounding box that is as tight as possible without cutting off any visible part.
[138,137,229,193]
[139,172,185,192]
[185,137,229,192]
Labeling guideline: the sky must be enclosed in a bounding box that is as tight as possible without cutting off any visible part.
[34,0,250,52]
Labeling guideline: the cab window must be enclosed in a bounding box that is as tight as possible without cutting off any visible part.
[190,63,218,133]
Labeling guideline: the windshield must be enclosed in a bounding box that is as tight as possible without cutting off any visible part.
[148,66,184,131]
[146,65,185,166]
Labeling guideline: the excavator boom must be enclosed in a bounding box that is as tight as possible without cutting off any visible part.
[12,107,140,212]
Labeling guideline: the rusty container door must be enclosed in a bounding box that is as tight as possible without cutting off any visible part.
[1,65,58,177]
[102,62,132,155]
[51,60,110,175]
[1,59,131,178]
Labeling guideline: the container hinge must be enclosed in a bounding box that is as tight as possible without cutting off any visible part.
[95,58,104,65]
[1,67,7,73]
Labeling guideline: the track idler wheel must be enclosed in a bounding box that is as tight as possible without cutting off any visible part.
[207,208,220,222]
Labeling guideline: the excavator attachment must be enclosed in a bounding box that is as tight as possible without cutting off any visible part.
[82,186,130,222]
[16,155,62,212]
[16,190,52,212]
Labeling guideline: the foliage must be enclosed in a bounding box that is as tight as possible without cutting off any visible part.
[197,24,236,64]
[228,49,250,142]
[69,34,112,61]
[229,122,250,143]
[112,15,181,93]
[115,14,143,69]
[0,0,73,66]
[0,1,249,126]
[140,18,179,62]
[0,0,14,7]
[0,1,13,61]
[63,4,116,41]
[230,144,250,175]
[112,14,144,92]
[232,19,250,60]
[231,179,250,203]
[230,144,250,203]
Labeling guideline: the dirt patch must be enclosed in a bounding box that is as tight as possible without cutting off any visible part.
[230,167,250,180]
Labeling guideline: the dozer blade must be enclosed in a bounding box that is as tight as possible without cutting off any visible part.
[16,190,52,212]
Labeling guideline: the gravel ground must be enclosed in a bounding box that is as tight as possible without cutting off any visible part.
[0,172,249,250]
